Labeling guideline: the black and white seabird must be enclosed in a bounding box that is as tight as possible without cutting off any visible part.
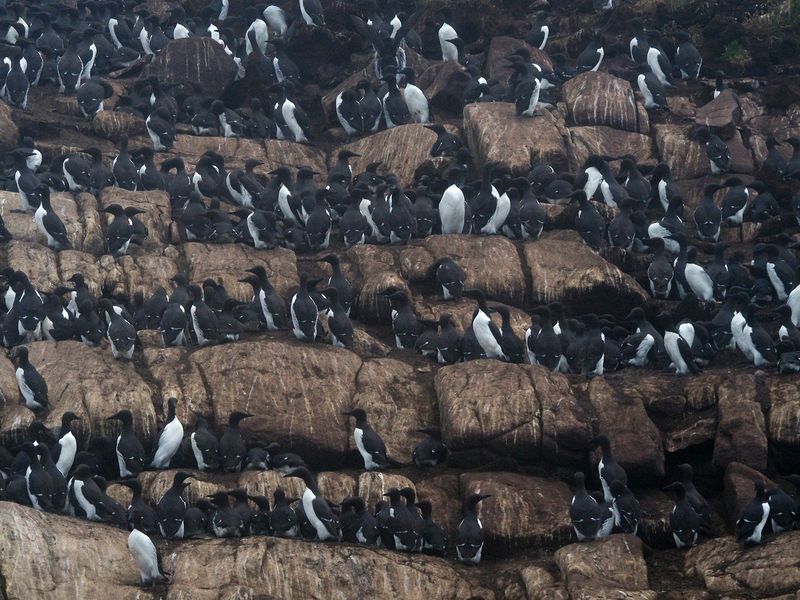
[323,287,354,348]
[431,257,466,300]
[190,416,220,471]
[664,482,700,548]
[21,443,53,511]
[463,289,507,360]
[610,480,641,534]
[284,467,341,541]
[637,65,667,110]
[243,266,287,331]
[576,31,604,72]
[119,479,159,534]
[674,31,702,79]
[12,346,48,412]
[591,434,628,503]
[290,274,319,342]
[427,124,463,157]
[697,129,731,175]
[412,426,448,468]
[736,480,770,545]
[128,510,171,585]
[77,77,114,118]
[456,492,491,565]
[99,299,137,360]
[187,284,219,346]
[102,204,146,256]
[35,187,70,250]
[52,411,80,476]
[156,471,192,539]
[148,398,183,469]
[526,13,549,50]
[220,411,252,472]
[343,408,391,470]
[570,472,602,541]
[271,488,300,538]
[108,409,145,477]
[767,487,797,533]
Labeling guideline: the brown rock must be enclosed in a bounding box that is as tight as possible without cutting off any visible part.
[419,60,473,115]
[712,374,766,471]
[585,376,665,481]
[340,244,408,324]
[143,37,237,97]
[567,126,656,172]
[486,36,553,85]
[182,242,299,301]
[350,358,438,461]
[340,124,452,188]
[562,72,645,133]
[685,531,800,597]
[142,346,211,417]
[117,252,181,298]
[521,566,569,600]
[522,238,649,317]
[357,472,415,509]
[415,473,461,535]
[654,125,707,180]
[723,462,777,526]
[765,377,800,469]
[99,188,174,250]
[5,240,60,291]
[0,340,156,441]
[461,472,572,552]
[193,340,362,466]
[399,234,526,305]
[0,191,88,251]
[554,534,656,599]
[436,361,543,462]
[0,102,19,151]
[463,103,569,173]
[694,89,742,129]
[91,110,146,141]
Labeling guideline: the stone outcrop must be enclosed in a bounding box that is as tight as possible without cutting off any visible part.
[522,237,649,317]
[463,103,570,173]
[562,72,646,133]
[143,37,238,97]
[0,503,493,600]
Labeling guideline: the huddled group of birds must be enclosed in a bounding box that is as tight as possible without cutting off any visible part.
[0,0,800,589]
[573,435,800,549]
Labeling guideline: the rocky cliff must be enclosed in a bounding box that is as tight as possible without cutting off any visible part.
[2,0,800,599]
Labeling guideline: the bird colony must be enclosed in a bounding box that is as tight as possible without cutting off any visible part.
[0,0,799,593]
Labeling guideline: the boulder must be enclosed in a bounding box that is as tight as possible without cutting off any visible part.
[0,340,156,442]
[340,124,455,188]
[654,125,707,180]
[142,346,211,418]
[567,126,656,172]
[554,535,656,599]
[182,242,299,302]
[584,376,665,482]
[685,531,800,597]
[0,191,97,252]
[461,472,572,553]
[764,376,800,469]
[340,244,409,323]
[562,72,645,133]
[632,372,719,453]
[711,374,767,471]
[436,361,542,462]
[722,462,777,526]
[99,188,174,250]
[415,473,461,534]
[521,566,569,600]
[522,238,649,318]
[0,102,19,151]
[191,340,363,468]
[419,60,473,115]
[463,103,569,173]
[5,240,60,291]
[0,503,494,600]
[143,37,237,97]
[486,36,553,85]
[399,234,526,305]
[694,89,742,129]
[357,471,416,509]
[90,110,146,141]
[350,358,438,461]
